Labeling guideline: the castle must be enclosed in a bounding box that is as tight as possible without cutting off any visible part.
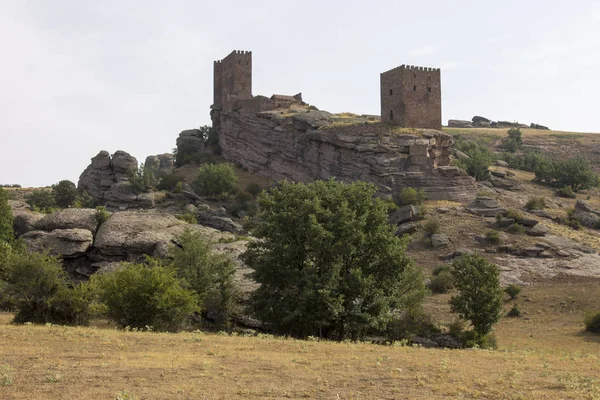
[211,50,441,129]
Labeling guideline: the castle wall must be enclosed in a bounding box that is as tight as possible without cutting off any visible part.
[381,65,441,129]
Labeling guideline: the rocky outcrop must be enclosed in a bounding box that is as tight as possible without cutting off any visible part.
[22,229,93,258]
[145,153,175,176]
[467,196,506,217]
[176,129,206,156]
[472,116,491,127]
[78,150,155,210]
[220,109,476,202]
[12,211,44,236]
[447,119,473,128]
[34,208,99,232]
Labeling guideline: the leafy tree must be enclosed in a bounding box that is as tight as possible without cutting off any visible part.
[2,251,92,325]
[90,260,198,331]
[169,229,236,326]
[52,180,79,208]
[454,140,494,181]
[399,187,426,206]
[128,163,161,194]
[243,179,427,340]
[25,189,56,212]
[0,188,14,244]
[535,157,599,192]
[500,128,523,153]
[450,254,503,336]
[194,163,238,199]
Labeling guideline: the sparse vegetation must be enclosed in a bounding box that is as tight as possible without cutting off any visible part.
[194,163,238,200]
[507,304,521,318]
[399,187,426,206]
[485,229,501,244]
[505,209,524,222]
[95,206,110,225]
[525,197,546,210]
[557,185,577,199]
[507,223,525,234]
[423,220,440,236]
[176,213,197,224]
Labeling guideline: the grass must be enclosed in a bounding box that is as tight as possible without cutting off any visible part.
[0,282,599,399]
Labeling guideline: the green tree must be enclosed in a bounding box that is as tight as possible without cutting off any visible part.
[500,128,523,153]
[0,188,14,244]
[454,140,494,181]
[169,229,236,326]
[128,163,161,194]
[25,189,56,212]
[90,260,198,331]
[534,156,599,191]
[243,179,427,340]
[194,163,238,199]
[2,251,92,325]
[450,254,503,336]
[52,180,79,208]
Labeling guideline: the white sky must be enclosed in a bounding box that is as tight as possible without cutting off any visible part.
[1,0,600,187]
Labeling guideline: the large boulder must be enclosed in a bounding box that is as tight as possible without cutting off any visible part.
[447,119,473,128]
[196,213,244,234]
[34,208,99,232]
[467,196,505,217]
[390,205,419,225]
[145,153,175,176]
[12,211,44,236]
[176,129,206,155]
[22,229,93,258]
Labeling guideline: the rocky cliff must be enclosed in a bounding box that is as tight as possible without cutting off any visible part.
[219,108,476,202]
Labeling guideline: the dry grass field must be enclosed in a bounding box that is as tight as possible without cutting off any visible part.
[1,281,599,400]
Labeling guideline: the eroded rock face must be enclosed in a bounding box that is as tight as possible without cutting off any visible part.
[219,109,476,202]
[34,208,99,232]
[22,229,93,258]
[145,153,175,176]
[78,150,154,210]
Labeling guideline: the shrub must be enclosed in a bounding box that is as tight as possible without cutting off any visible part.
[76,189,94,208]
[507,223,525,234]
[432,265,452,276]
[429,271,454,294]
[243,179,427,340]
[505,209,523,222]
[51,180,78,208]
[174,181,184,194]
[25,190,56,213]
[169,229,236,327]
[423,220,440,236]
[450,254,503,336]
[128,163,162,194]
[453,140,494,181]
[245,183,263,199]
[502,151,548,172]
[485,229,501,244]
[507,304,521,318]
[176,213,197,225]
[91,260,198,331]
[557,186,577,199]
[194,163,238,200]
[0,188,13,244]
[95,206,110,225]
[3,252,92,325]
[525,197,546,211]
[504,284,521,300]
[385,310,440,341]
[399,187,426,206]
[535,157,599,192]
[156,173,184,192]
[584,311,600,333]
[500,128,523,153]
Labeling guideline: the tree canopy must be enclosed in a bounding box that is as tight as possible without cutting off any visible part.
[243,179,426,340]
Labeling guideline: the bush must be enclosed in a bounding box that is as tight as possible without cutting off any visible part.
[169,229,236,327]
[95,206,110,225]
[485,229,501,244]
[557,186,577,199]
[194,163,238,200]
[243,179,427,340]
[429,271,454,294]
[245,183,263,199]
[3,252,92,325]
[52,180,78,208]
[507,304,521,318]
[432,265,452,276]
[385,310,440,341]
[0,188,13,244]
[535,157,599,192]
[156,173,184,192]
[423,220,440,236]
[91,260,198,331]
[399,187,426,206]
[505,209,523,222]
[450,254,503,336]
[500,128,523,153]
[176,213,197,225]
[584,311,600,333]
[128,163,161,194]
[525,197,546,211]
[25,190,56,213]
[504,284,521,300]
[502,151,547,172]
[454,140,494,181]
[507,223,525,234]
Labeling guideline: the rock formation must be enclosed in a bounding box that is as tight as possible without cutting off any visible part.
[78,150,155,210]
[219,108,476,202]
[145,153,175,176]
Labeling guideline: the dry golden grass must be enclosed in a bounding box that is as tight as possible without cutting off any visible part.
[1,281,599,400]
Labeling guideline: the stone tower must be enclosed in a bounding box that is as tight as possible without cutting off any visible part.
[212,50,253,112]
[380,65,441,129]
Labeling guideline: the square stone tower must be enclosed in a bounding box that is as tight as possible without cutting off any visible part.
[380,65,441,129]
[212,50,253,112]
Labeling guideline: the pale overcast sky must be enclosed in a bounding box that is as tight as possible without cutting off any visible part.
[1,0,600,187]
